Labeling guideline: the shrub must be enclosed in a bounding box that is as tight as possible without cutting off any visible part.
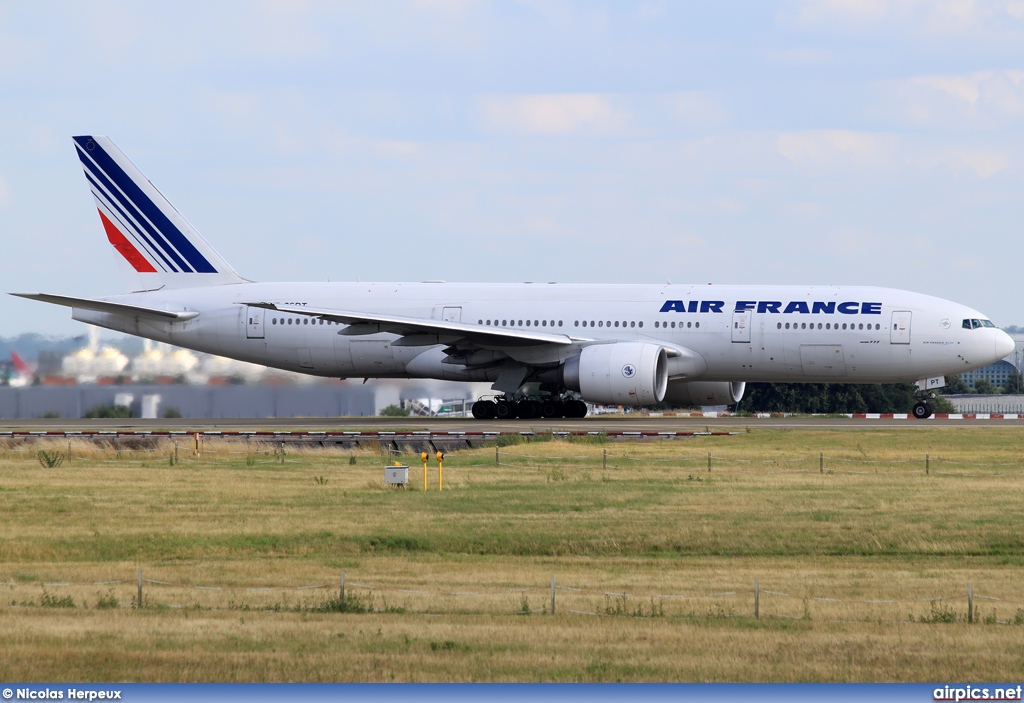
[83,404,132,419]
[380,404,411,417]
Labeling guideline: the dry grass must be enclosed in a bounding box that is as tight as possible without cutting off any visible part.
[1,428,1024,681]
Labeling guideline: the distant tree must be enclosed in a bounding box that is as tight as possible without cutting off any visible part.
[1002,371,1024,395]
[162,407,183,418]
[942,375,970,394]
[1002,326,1024,335]
[740,383,959,414]
[83,404,133,419]
[379,404,411,417]
[973,379,996,395]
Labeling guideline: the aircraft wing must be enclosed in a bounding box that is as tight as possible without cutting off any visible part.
[245,302,582,346]
[11,293,200,321]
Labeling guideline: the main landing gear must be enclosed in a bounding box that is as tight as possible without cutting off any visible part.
[472,395,588,420]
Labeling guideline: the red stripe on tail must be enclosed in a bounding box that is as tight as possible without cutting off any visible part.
[98,210,157,272]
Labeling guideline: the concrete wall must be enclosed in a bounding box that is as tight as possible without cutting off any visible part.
[0,384,378,419]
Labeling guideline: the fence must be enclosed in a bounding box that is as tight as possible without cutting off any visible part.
[4,570,1023,625]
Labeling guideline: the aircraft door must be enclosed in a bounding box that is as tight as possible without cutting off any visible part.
[890,311,911,344]
[731,311,751,343]
[246,306,265,339]
[442,307,462,323]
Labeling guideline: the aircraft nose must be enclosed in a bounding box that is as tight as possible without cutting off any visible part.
[996,330,1015,359]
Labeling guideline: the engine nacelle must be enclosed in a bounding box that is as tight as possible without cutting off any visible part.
[564,343,668,406]
[663,380,746,407]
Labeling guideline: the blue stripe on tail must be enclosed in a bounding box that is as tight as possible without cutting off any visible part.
[73,136,218,274]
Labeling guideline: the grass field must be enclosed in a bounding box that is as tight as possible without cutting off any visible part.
[2,427,1024,682]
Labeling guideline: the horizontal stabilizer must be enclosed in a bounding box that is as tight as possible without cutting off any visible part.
[11,293,199,321]
[245,302,580,346]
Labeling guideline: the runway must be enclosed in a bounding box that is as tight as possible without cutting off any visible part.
[1,414,1021,434]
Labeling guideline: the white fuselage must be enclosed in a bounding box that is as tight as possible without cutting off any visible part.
[70,282,1012,386]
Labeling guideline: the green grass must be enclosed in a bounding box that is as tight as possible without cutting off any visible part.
[2,428,1024,681]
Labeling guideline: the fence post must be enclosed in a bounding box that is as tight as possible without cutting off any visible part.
[603,449,607,470]
[495,445,499,468]
[707,451,711,473]
[819,452,823,474]
[926,454,929,475]
[550,574,556,615]
[968,582,973,623]
[340,571,345,602]
[280,442,285,464]
[754,578,759,620]
[137,567,143,609]
[174,441,179,465]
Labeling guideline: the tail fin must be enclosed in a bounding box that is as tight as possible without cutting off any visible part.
[10,352,30,377]
[72,135,247,289]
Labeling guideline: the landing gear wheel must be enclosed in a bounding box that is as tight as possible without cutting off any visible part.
[912,402,932,419]
[516,400,541,420]
[472,400,496,420]
[541,401,561,419]
[495,401,515,420]
[568,400,588,418]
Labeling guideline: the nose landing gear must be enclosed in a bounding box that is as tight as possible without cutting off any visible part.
[912,401,933,419]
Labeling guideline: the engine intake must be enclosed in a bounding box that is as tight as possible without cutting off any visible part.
[564,342,668,406]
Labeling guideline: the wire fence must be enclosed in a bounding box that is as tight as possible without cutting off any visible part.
[4,571,1023,625]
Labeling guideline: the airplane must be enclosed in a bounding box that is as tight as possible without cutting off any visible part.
[12,136,1015,420]
[4,352,32,388]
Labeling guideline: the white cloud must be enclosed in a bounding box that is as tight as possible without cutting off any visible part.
[776,130,889,166]
[671,92,730,125]
[889,70,1024,125]
[0,175,9,208]
[950,147,1007,176]
[914,72,987,104]
[785,0,1020,33]
[477,94,625,136]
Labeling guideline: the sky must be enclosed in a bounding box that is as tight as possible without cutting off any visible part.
[0,0,1022,337]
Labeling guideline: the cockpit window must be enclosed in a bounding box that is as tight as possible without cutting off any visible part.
[981,319,995,328]
[963,319,971,329]
[964,319,984,329]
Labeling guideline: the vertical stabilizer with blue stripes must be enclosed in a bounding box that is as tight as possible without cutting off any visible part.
[73,135,247,289]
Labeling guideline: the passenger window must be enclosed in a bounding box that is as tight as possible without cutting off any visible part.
[689,322,693,329]
[858,323,863,330]
[671,322,675,328]
[638,322,643,328]
[526,320,530,326]
[688,322,692,328]
[574,321,579,327]
[818,323,822,330]
[777,323,782,329]
[272,318,277,325]
[801,323,806,329]
[599,321,603,327]
[842,323,847,330]
[785,323,790,329]
[655,321,660,328]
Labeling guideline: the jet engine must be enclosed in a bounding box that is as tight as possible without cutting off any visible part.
[663,380,746,407]
[563,343,668,406]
